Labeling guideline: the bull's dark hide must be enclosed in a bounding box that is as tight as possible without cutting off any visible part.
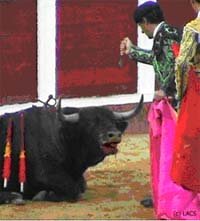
[0,95,143,203]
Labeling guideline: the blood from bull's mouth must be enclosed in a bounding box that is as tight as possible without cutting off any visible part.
[102,142,119,155]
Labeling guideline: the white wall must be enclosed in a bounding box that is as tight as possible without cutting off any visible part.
[137,0,156,99]
[37,0,56,102]
[0,0,156,114]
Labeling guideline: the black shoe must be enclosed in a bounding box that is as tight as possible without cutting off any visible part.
[140,196,153,208]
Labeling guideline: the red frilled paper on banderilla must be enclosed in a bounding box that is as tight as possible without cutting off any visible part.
[2,113,26,193]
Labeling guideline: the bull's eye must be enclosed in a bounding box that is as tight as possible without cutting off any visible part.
[108,133,113,138]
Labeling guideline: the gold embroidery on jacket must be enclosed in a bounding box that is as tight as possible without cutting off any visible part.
[175,18,200,100]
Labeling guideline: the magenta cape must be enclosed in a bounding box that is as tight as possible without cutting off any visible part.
[148,98,200,220]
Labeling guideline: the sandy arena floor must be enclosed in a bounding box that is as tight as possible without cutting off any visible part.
[0,133,155,220]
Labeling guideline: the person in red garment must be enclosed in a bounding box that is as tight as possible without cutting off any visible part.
[171,0,200,195]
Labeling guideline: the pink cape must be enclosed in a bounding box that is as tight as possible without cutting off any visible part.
[148,98,200,220]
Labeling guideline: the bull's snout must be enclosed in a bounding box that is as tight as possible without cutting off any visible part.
[101,131,122,155]
[107,131,122,142]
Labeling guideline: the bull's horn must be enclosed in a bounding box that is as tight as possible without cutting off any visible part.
[56,97,79,123]
[113,94,144,120]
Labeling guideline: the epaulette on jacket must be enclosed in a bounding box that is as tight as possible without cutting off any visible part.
[161,23,182,42]
[186,18,200,33]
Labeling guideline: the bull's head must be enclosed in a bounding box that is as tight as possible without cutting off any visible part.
[57,94,144,123]
[57,95,143,164]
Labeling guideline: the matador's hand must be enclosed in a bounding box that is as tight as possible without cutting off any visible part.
[120,37,133,56]
[154,90,166,101]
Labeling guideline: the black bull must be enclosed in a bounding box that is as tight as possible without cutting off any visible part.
[0,95,143,204]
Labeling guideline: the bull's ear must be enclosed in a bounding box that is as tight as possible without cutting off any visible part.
[56,97,79,123]
[113,94,144,121]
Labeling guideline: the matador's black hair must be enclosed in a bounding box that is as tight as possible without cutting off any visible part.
[134,1,165,24]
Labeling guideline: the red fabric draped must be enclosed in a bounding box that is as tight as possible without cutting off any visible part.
[171,68,200,192]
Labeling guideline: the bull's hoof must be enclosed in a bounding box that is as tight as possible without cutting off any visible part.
[32,191,48,201]
[0,192,25,205]
[46,191,60,202]
[32,190,61,202]
[11,198,25,205]
[32,190,82,202]
[33,190,66,202]
[140,196,153,208]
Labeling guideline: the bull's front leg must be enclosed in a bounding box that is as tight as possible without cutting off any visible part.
[33,171,82,202]
[77,175,87,193]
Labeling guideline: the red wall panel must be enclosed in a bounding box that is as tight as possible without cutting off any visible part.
[158,0,195,29]
[56,0,137,98]
[0,0,37,105]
